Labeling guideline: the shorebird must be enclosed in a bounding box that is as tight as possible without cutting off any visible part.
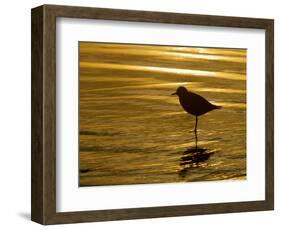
[172,86,221,132]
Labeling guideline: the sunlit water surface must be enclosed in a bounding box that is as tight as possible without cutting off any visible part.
[79,43,246,186]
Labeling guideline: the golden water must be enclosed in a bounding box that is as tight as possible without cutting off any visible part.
[79,42,246,186]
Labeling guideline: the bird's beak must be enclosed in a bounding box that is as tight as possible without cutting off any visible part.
[171,92,177,96]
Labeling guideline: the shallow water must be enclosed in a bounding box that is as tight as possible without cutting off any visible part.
[79,43,246,186]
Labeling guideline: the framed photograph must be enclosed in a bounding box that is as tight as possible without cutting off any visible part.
[31,4,274,225]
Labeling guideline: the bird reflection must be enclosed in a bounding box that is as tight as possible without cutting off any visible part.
[179,130,216,178]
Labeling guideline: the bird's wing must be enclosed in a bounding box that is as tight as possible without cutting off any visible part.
[188,91,214,107]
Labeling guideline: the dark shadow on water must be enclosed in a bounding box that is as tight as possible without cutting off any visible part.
[179,130,216,178]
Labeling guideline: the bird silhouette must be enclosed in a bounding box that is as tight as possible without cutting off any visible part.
[172,86,221,132]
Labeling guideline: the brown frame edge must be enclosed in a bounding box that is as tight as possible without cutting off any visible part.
[31,4,274,225]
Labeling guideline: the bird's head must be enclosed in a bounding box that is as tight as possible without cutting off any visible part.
[171,86,188,96]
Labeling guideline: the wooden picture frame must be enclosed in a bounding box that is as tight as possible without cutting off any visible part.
[31,4,274,225]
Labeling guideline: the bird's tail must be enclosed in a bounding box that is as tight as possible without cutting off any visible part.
[215,105,222,109]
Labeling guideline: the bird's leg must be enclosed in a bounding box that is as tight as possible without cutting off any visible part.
[194,116,198,149]
[195,128,198,149]
[194,116,198,132]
